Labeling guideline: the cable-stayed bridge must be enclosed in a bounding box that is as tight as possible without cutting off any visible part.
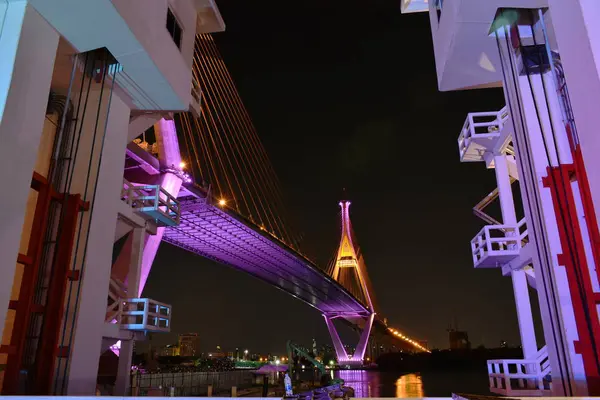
[116,34,427,363]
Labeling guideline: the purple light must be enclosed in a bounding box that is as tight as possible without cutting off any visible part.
[110,340,121,356]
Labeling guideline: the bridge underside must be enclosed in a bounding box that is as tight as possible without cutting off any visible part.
[163,193,370,316]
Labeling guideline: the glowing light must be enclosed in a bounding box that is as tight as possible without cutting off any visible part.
[219,199,227,206]
[275,360,280,365]
[179,161,186,169]
[329,360,334,365]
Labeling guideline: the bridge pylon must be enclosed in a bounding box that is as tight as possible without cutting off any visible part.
[326,200,376,365]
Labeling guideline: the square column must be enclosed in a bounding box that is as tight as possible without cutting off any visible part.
[0,1,59,338]
[494,20,588,395]
[494,155,538,360]
[114,226,145,395]
[65,92,130,395]
[548,0,600,222]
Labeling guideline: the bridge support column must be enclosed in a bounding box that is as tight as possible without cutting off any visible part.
[324,313,374,365]
[138,118,182,295]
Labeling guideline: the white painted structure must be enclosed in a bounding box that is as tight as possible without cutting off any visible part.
[403,0,600,396]
[0,0,224,395]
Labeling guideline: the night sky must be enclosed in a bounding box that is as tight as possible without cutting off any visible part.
[144,0,541,353]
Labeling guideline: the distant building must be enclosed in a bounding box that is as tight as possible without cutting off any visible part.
[448,329,471,350]
[178,333,200,357]
[159,344,180,357]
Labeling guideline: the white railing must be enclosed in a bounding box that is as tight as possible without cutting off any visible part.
[458,106,509,162]
[117,298,171,333]
[471,218,528,268]
[488,346,551,396]
[122,179,180,226]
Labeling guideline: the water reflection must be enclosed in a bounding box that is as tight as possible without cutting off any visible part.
[396,374,424,398]
[337,370,376,397]
[334,370,489,398]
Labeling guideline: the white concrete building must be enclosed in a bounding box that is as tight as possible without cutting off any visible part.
[0,0,223,395]
[402,0,600,396]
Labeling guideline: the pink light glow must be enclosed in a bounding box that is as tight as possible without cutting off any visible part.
[138,119,183,296]
[110,340,122,356]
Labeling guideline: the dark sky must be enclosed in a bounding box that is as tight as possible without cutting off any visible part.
[145,0,540,353]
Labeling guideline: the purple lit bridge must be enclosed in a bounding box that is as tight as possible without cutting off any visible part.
[115,35,427,364]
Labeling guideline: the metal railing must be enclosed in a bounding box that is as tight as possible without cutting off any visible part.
[122,179,180,226]
[131,370,254,396]
[458,106,509,161]
[117,298,171,333]
[471,218,528,268]
[488,346,551,396]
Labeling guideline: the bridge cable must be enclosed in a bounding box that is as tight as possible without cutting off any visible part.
[197,35,300,250]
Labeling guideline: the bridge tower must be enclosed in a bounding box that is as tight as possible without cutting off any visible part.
[325,200,376,365]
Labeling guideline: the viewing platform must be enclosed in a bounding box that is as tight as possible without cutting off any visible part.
[121,179,181,227]
[106,278,172,334]
[458,107,509,163]
[488,346,552,396]
[470,218,528,269]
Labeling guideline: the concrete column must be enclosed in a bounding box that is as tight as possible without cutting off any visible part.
[323,315,348,363]
[128,227,145,297]
[114,339,134,395]
[549,0,600,226]
[138,119,182,295]
[0,1,59,337]
[495,155,538,359]
[496,23,586,395]
[66,92,130,395]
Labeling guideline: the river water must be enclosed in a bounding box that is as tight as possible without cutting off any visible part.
[333,370,491,397]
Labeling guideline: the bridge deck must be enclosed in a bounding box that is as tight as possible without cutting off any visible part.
[163,194,370,316]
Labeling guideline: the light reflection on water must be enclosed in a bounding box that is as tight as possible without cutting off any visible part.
[334,370,489,397]
[336,370,422,398]
[395,374,424,398]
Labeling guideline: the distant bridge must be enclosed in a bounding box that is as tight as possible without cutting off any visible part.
[115,34,427,363]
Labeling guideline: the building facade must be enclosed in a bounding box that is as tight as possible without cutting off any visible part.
[402,0,600,396]
[178,333,201,357]
[0,0,224,395]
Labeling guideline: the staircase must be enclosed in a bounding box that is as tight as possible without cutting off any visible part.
[487,346,552,396]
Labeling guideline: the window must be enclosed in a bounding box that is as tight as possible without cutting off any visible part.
[166,8,182,49]
[435,0,443,21]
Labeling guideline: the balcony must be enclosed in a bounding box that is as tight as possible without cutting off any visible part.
[471,218,528,268]
[116,298,171,333]
[122,179,180,227]
[458,107,508,163]
[488,346,551,396]
[106,278,171,333]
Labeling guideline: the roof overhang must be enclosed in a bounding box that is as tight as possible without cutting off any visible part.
[191,0,226,34]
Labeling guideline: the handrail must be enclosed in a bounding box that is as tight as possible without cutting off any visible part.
[122,179,180,226]
[471,218,528,267]
[487,346,550,395]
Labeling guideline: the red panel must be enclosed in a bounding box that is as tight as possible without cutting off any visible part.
[2,176,53,395]
[544,165,600,394]
[34,194,81,395]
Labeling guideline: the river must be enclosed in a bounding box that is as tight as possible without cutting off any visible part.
[333,370,491,397]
